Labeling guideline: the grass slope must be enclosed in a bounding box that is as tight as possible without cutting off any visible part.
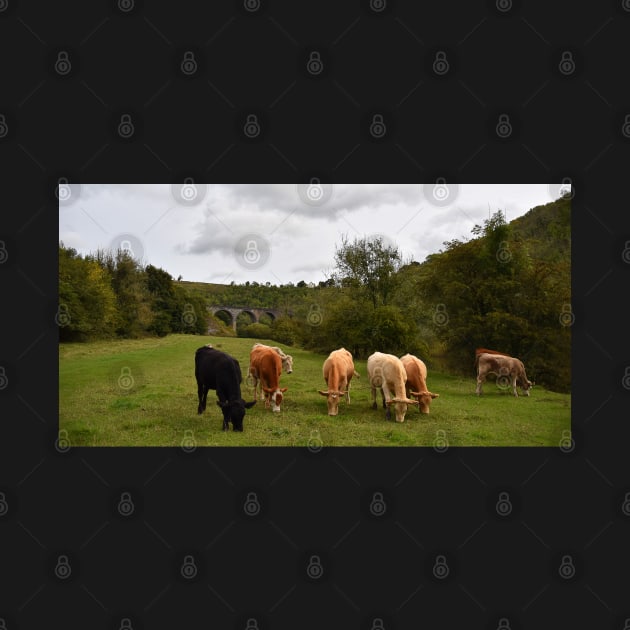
[59,335,570,447]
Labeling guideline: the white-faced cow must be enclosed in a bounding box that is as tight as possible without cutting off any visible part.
[367,352,419,422]
[194,346,256,431]
[475,352,533,397]
[248,345,288,412]
[318,347,359,416]
[400,353,439,414]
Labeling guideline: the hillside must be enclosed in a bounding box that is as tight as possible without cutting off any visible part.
[510,195,571,262]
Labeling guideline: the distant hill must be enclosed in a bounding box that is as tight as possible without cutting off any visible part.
[174,280,228,300]
[509,195,571,262]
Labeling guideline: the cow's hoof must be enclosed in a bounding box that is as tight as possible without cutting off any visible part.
[371,402,377,410]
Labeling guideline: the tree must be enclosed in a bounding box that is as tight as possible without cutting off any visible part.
[270,316,302,346]
[58,244,118,341]
[146,265,178,336]
[110,250,153,337]
[332,235,404,308]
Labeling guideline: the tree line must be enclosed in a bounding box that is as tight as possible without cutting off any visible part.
[58,245,208,340]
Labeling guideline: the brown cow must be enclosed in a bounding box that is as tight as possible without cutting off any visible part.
[318,348,358,416]
[248,345,287,412]
[475,352,533,397]
[252,343,293,374]
[400,353,439,414]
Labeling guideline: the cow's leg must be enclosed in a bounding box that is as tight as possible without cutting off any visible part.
[371,383,377,410]
[344,379,350,404]
[198,384,208,414]
[512,376,518,397]
[475,375,483,395]
[381,383,391,409]
[382,386,391,420]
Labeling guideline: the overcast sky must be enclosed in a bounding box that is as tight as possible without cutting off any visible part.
[58,183,566,285]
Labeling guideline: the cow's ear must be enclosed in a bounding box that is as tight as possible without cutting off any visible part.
[430,392,440,399]
[280,387,288,393]
[318,390,329,396]
[244,400,256,409]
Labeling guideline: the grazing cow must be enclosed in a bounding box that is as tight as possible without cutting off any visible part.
[250,343,293,402]
[194,346,256,431]
[248,345,287,412]
[475,352,533,397]
[367,352,419,422]
[473,347,511,368]
[318,348,359,416]
[252,343,294,374]
[400,354,439,414]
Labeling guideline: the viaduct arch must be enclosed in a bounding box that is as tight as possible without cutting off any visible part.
[208,305,285,332]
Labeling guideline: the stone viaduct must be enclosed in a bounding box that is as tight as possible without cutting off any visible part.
[207,305,286,332]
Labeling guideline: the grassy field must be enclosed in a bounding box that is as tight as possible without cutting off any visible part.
[59,335,571,447]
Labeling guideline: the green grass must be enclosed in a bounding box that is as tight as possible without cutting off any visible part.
[59,335,571,447]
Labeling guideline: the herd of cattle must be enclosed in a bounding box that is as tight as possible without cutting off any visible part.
[194,343,533,431]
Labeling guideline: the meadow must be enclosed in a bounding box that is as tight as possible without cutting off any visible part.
[59,334,570,447]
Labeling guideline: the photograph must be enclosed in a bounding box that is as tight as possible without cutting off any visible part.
[58,183,571,447]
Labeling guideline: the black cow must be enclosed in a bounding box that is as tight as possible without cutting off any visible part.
[195,346,256,431]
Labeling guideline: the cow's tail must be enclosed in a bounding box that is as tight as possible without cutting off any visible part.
[353,370,360,379]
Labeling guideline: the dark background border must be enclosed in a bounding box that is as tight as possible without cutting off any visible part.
[1,1,629,628]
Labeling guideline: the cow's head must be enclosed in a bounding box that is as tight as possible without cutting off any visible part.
[410,390,440,414]
[519,379,533,396]
[318,389,347,416]
[263,387,288,412]
[282,354,293,374]
[386,397,419,422]
[516,364,533,396]
[216,398,256,431]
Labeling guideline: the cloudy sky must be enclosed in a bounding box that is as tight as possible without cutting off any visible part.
[58,183,565,285]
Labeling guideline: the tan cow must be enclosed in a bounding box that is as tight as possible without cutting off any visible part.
[367,352,419,422]
[400,353,439,414]
[476,352,533,397]
[248,345,288,412]
[318,348,359,416]
[473,347,511,369]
